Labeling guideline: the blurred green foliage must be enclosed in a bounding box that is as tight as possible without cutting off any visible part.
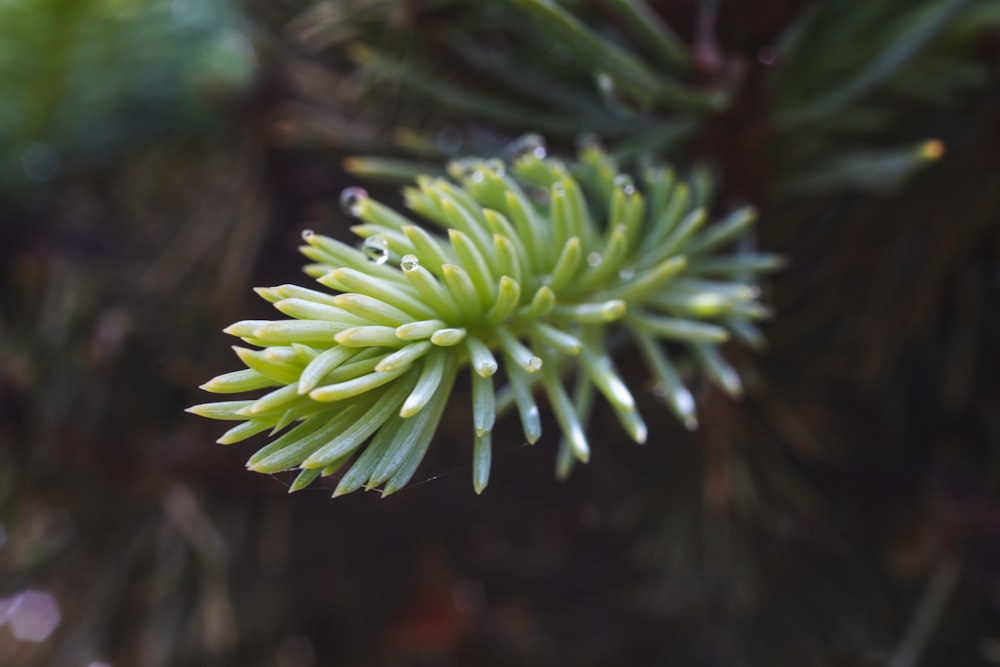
[0,0,255,185]
[0,0,999,665]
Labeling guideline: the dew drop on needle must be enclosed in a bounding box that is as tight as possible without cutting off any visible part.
[363,236,389,264]
[339,187,369,217]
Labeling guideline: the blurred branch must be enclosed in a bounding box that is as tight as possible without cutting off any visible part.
[601,0,689,69]
[509,0,723,112]
[776,0,972,131]
[161,485,238,654]
[888,555,964,667]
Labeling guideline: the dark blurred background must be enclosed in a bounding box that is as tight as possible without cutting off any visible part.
[1,1,1000,665]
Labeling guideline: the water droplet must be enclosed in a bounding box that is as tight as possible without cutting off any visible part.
[527,356,543,371]
[301,229,314,241]
[362,236,389,264]
[551,182,566,197]
[618,266,636,280]
[587,252,602,268]
[614,174,636,197]
[596,72,615,96]
[485,158,506,177]
[676,390,695,416]
[447,158,477,181]
[470,170,486,184]
[400,254,420,271]
[339,187,368,217]
[507,133,547,161]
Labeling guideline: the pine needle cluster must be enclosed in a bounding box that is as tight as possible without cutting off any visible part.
[190,139,777,496]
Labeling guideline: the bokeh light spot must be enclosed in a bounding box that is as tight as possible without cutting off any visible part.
[5,590,61,642]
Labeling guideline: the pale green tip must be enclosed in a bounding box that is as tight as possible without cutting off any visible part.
[475,360,498,377]
[430,328,466,346]
[523,406,542,444]
[473,431,491,495]
[467,337,499,378]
